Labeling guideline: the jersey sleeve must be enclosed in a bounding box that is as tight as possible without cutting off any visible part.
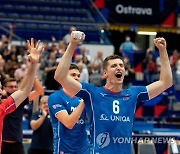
[48,94,66,116]
[134,86,150,102]
[76,82,95,102]
[1,96,16,115]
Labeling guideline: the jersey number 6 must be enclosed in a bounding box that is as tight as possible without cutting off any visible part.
[113,100,120,114]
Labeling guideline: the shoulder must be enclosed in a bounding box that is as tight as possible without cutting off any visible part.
[48,91,63,105]
[49,90,61,98]
[128,86,147,94]
[0,96,16,113]
[1,96,15,106]
[81,82,97,90]
[77,83,101,101]
[79,83,100,96]
[129,86,149,102]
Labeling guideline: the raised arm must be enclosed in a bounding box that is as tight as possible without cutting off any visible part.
[55,100,85,129]
[29,77,44,102]
[11,38,44,107]
[147,37,173,99]
[54,31,85,96]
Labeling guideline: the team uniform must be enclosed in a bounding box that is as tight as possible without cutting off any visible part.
[76,83,150,154]
[2,98,29,154]
[0,96,16,152]
[48,89,90,154]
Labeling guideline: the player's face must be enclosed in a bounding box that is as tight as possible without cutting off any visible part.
[68,69,80,82]
[4,81,18,94]
[103,58,125,84]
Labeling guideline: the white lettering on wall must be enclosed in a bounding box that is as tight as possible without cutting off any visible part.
[116,4,152,15]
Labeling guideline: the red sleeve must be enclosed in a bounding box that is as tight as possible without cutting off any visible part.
[1,96,16,115]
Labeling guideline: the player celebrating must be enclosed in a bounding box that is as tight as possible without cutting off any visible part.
[54,31,172,154]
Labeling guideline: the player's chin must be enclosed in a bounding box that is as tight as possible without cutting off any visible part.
[118,77,125,82]
[115,79,123,84]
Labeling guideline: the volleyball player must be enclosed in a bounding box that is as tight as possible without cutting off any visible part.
[54,31,172,153]
[48,64,90,154]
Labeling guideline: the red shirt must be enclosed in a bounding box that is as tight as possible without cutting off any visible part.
[0,96,16,152]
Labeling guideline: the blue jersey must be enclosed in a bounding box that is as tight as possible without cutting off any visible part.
[76,83,149,154]
[48,89,90,154]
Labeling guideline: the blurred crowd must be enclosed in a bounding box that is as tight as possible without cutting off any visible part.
[0,26,178,154]
[1,27,179,120]
[1,29,179,93]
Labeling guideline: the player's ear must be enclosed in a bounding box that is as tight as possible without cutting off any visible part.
[103,70,107,78]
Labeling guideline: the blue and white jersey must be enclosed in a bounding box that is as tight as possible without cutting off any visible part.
[48,89,90,154]
[76,83,149,154]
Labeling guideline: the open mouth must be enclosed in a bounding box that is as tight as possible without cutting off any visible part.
[115,73,122,78]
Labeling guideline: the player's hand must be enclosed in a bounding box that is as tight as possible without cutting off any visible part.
[154,37,167,51]
[70,31,85,45]
[27,38,44,63]
[42,109,48,117]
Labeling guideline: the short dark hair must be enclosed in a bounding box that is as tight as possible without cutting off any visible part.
[3,78,16,87]
[69,63,80,71]
[103,55,124,70]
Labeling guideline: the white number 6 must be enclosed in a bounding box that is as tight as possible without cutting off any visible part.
[113,100,120,114]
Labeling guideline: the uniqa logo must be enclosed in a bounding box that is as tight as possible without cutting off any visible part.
[96,132,110,148]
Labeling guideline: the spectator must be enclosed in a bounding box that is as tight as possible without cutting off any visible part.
[14,63,27,82]
[43,52,60,90]
[63,26,76,45]
[144,54,158,84]
[119,36,137,53]
[175,55,180,90]
[80,46,91,66]
[89,64,102,86]
[170,49,179,83]
[0,56,9,83]
[123,54,135,89]
[119,35,137,66]
[0,24,13,54]
[91,50,103,72]
[28,95,53,154]
[77,62,89,83]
